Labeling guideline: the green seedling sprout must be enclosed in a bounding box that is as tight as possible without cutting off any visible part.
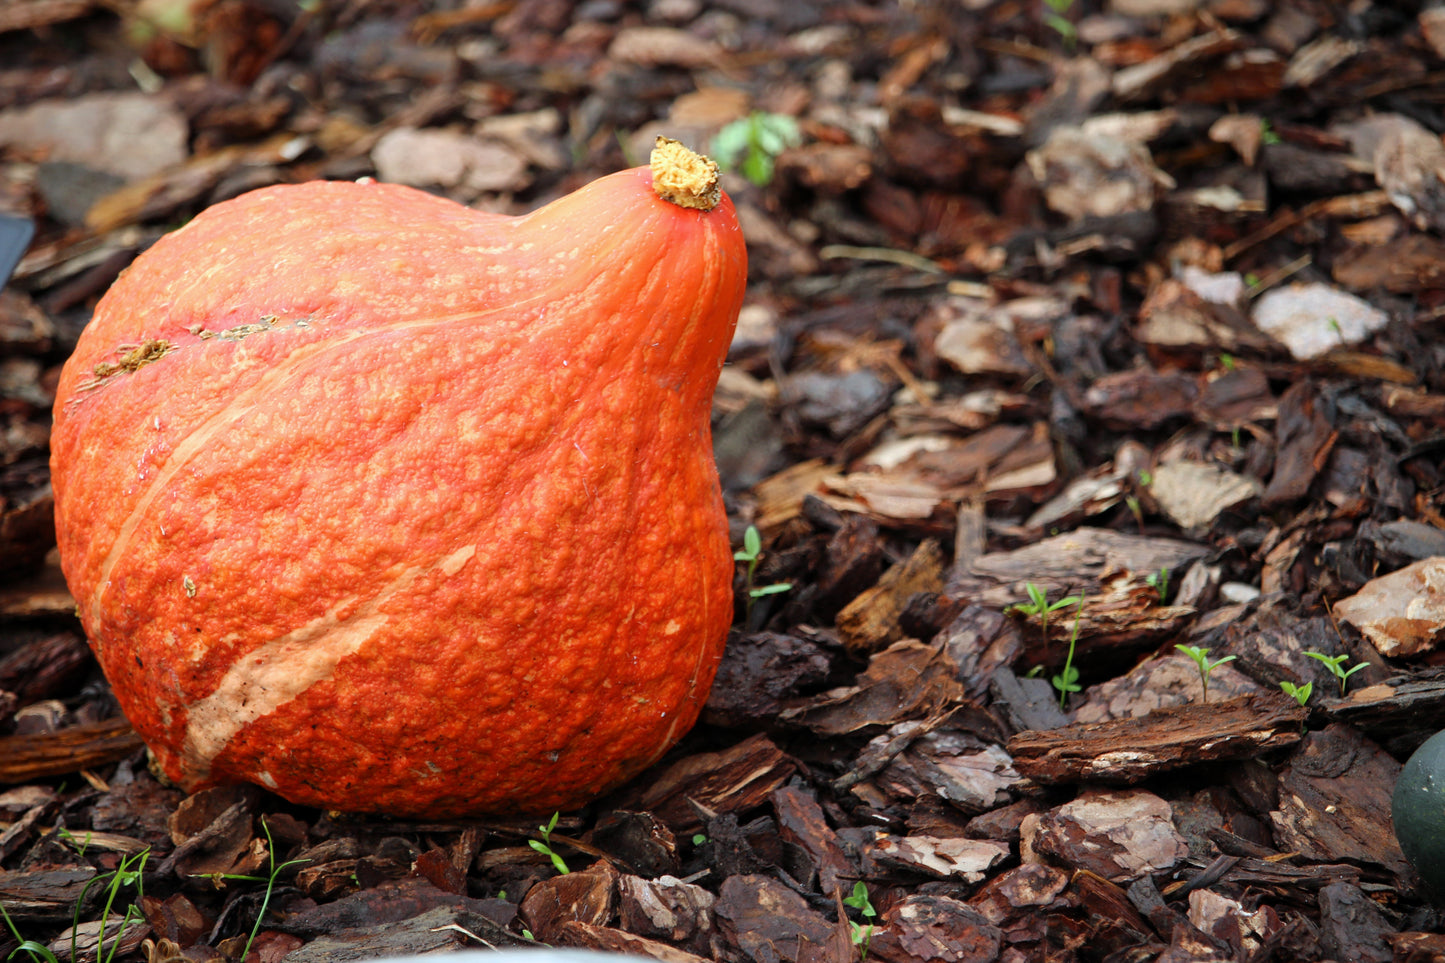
[1304,651,1367,697]
[735,525,791,625]
[1175,644,1236,703]
[1280,680,1313,706]
[529,812,571,875]
[201,817,309,962]
[1052,599,1086,709]
[1,900,60,963]
[77,846,150,963]
[842,881,877,961]
[711,112,801,187]
[1008,582,1081,640]
[1043,0,1076,47]
[1146,567,1170,603]
[56,828,93,857]
[2,844,151,963]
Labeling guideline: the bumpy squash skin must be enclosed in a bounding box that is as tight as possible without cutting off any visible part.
[1393,729,1445,899]
[50,167,747,817]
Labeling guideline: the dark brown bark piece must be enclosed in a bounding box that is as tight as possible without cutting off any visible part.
[1316,881,1393,963]
[0,555,78,619]
[968,863,1070,947]
[278,904,521,962]
[1333,234,1445,292]
[703,631,833,729]
[946,526,1210,609]
[1082,369,1200,430]
[0,716,144,784]
[277,876,514,939]
[554,921,716,962]
[159,787,263,880]
[771,785,854,897]
[814,513,887,617]
[615,873,718,958]
[590,810,679,879]
[936,606,1021,702]
[781,639,970,737]
[1269,724,1413,880]
[869,894,1003,963]
[872,730,1023,815]
[1324,671,1445,755]
[519,858,619,943]
[1066,870,1158,958]
[627,733,797,834]
[714,874,834,963]
[836,539,946,657]
[87,776,183,848]
[0,632,91,706]
[138,892,209,946]
[0,866,97,921]
[0,797,56,863]
[412,847,466,896]
[1389,931,1445,962]
[1008,693,1307,784]
[989,669,1071,735]
[965,797,1046,843]
[1029,789,1188,883]
[0,483,53,581]
[1262,381,1334,507]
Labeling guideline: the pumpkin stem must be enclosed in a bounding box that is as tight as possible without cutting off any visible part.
[650,137,721,212]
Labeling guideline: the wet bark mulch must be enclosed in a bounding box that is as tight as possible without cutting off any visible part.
[6,1,1445,961]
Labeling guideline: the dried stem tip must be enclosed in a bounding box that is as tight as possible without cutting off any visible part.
[651,136,721,211]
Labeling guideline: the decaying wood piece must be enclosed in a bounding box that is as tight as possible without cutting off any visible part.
[770,785,854,896]
[864,833,1010,882]
[1026,789,1188,883]
[870,894,1003,963]
[615,874,719,959]
[520,859,619,943]
[0,0,94,33]
[591,811,680,879]
[46,915,150,963]
[836,539,946,656]
[0,555,76,618]
[0,866,98,921]
[0,632,92,706]
[713,874,834,962]
[990,668,1071,734]
[1316,881,1393,963]
[1268,724,1413,881]
[554,921,716,963]
[1261,381,1335,508]
[276,904,521,962]
[780,639,971,737]
[946,526,1210,609]
[1008,693,1307,784]
[626,733,797,834]
[1324,670,1445,754]
[703,631,833,729]
[0,716,143,784]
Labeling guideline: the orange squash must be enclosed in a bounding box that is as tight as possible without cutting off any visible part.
[50,139,746,818]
